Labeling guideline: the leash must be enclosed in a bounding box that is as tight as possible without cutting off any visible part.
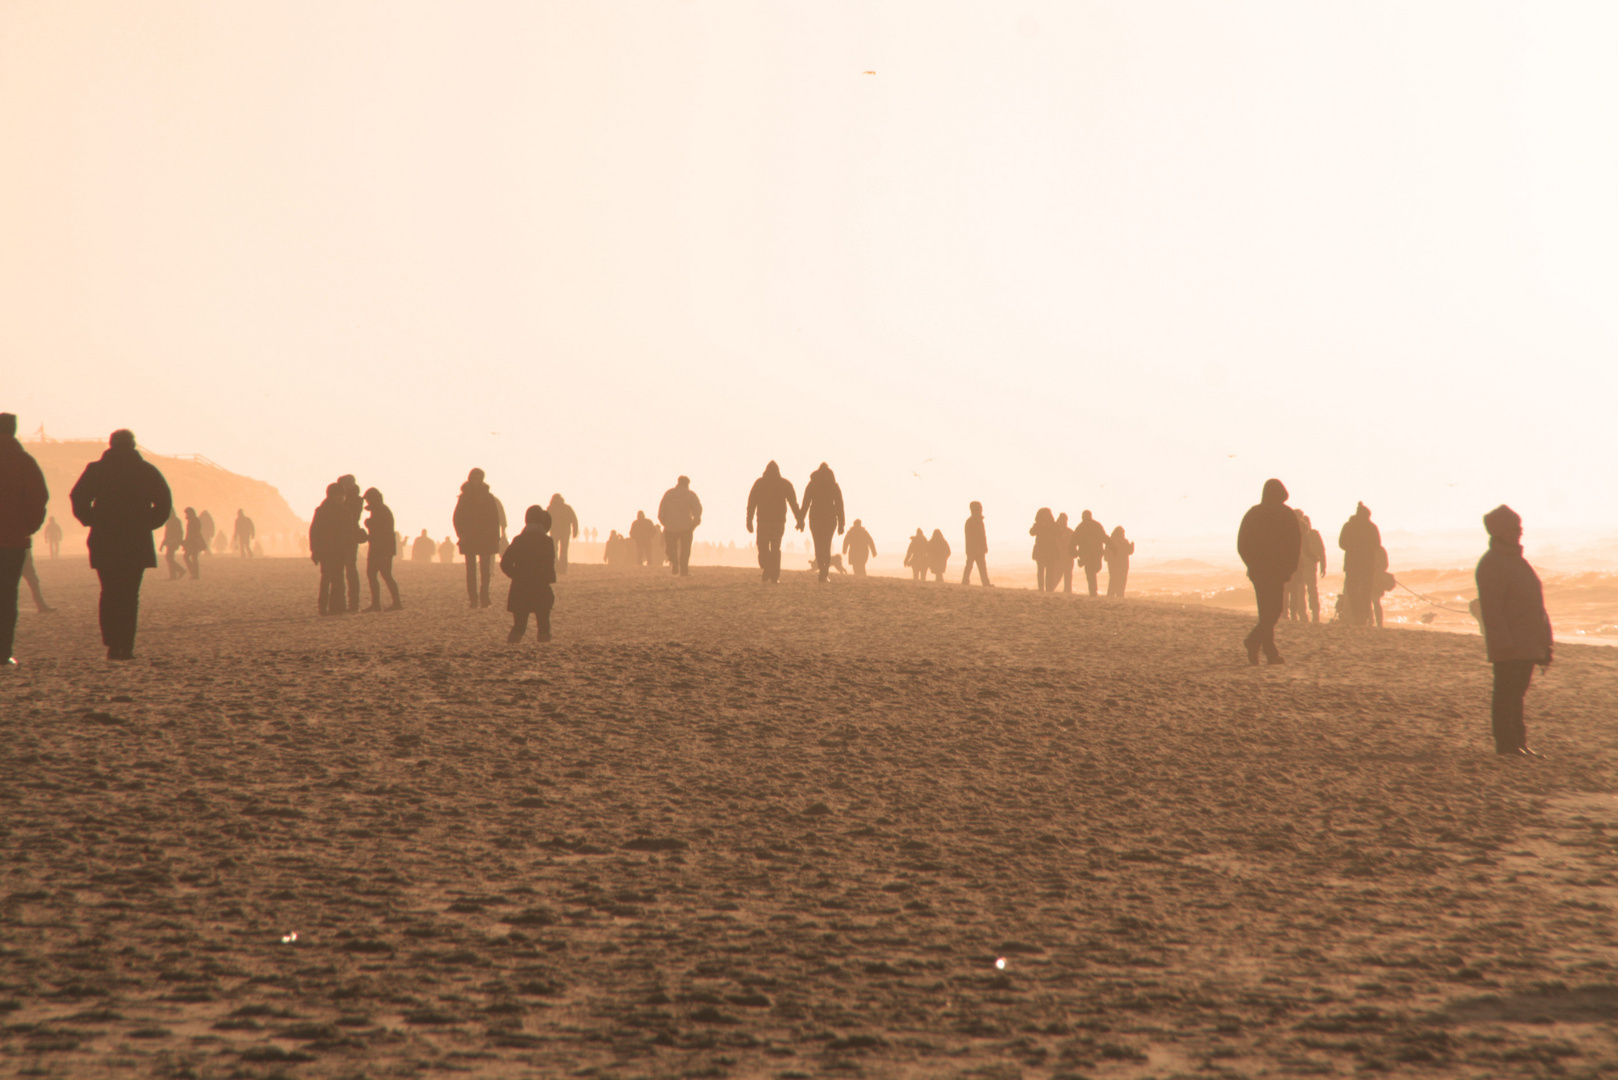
[1393,579,1474,615]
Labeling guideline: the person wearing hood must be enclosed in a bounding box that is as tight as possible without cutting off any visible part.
[1074,511,1108,597]
[453,467,503,607]
[903,529,929,581]
[658,475,703,576]
[962,502,989,586]
[547,494,579,573]
[502,506,558,643]
[843,518,877,576]
[927,529,951,582]
[629,510,657,567]
[181,508,206,579]
[797,463,845,583]
[309,483,352,615]
[1475,504,1552,757]
[363,487,401,612]
[1237,478,1301,665]
[745,461,799,583]
[1338,502,1382,626]
[68,429,173,660]
[0,412,50,667]
[1105,526,1134,597]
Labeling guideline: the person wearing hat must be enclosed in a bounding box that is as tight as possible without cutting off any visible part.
[1475,505,1552,757]
[501,505,557,643]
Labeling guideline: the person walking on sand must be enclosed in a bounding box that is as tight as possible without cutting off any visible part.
[1287,510,1326,623]
[629,511,657,567]
[181,508,206,579]
[1074,511,1108,597]
[362,488,401,611]
[843,519,877,576]
[20,550,53,614]
[0,412,49,668]
[1237,478,1301,666]
[798,463,845,584]
[309,484,350,615]
[961,502,990,586]
[1105,526,1134,597]
[746,461,800,583]
[1476,505,1552,758]
[927,529,951,582]
[69,429,173,661]
[904,529,929,581]
[546,494,579,573]
[454,468,502,607]
[1029,508,1058,592]
[42,516,62,559]
[1338,502,1381,626]
[233,509,256,557]
[160,510,185,579]
[502,505,558,643]
[658,475,703,577]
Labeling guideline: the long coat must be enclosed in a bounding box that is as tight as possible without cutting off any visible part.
[69,447,173,570]
[0,435,48,548]
[500,527,557,614]
[1476,540,1553,663]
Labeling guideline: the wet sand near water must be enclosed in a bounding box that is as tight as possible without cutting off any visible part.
[4,558,1618,1078]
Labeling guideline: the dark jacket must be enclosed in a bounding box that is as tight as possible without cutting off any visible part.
[454,479,502,556]
[1339,513,1381,576]
[183,513,206,554]
[928,531,951,572]
[0,436,49,548]
[1074,517,1108,567]
[964,515,987,558]
[548,497,579,540]
[68,447,172,570]
[799,465,844,533]
[1237,481,1300,582]
[843,524,876,561]
[747,462,800,536]
[161,513,183,553]
[1476,539,1552,663]
[309,496,350,564]
[365,504,397,558]
[411,533,436,562]
[501,527,557,614]
[658,484,703,533]
[629,515,657,546]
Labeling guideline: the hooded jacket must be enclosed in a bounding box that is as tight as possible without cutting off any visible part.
[69,446,173,570]
[1237,479,1300,582]
[501,525,557,613]
[799,464,844,533]
[454,479,503,555]
[928,529,951,572]
[1476,538,1553,663]
[746,461,800,536]
[0,435,49,548]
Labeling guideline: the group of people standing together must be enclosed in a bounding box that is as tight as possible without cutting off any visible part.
[1029,509,1134,597]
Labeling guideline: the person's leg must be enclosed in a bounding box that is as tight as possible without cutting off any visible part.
[678,532,693,575]
[113,567,144,656]
[465,553,479,603]
[1085,566,1099,597]
[479,555,492,606]
[0,548,25,661]
[812,526,833,581]
[536,586,554,641]
[665,532,680,575]
[1257,578,1285,661]
[365,565,381,610]
[979,557,991,586]
[1491,660,1533,753]
[1306,579,1320,622]
[509,611,528,643]
[21,555,48,612]
[382,558,400,608]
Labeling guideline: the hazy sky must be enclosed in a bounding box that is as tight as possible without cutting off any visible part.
[5,2,1617,552]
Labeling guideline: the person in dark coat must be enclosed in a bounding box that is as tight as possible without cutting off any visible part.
[547,494,579,574]
[657,476,703,577]
[453,468,502,607]
[842,518,876,576]
[1475,505,1552,757]
[68,429,173,660]
[1338,502,1381,626]
[438,536,455,564]
[181,508,206,579]
[1074,511,1108,597]
[927,529,951,582]
[1053,512,1074,593]
[233,509,256,557]
[363,487,401,611]
[961,502,989,585]
[160,510,185,579]
[1029,508,1058,591]
[1237,478,1301,665]
[797,463,845,583]
[502,506,557,643]
[746,461,800,583]
[1105,526,1134,597]
[43,516,62,559]
[199,509,217,557]
[309,484,351,615]
[335,475,364,612]
[1287,510,1326,623]
[904,529,929,582]
[629,511,657,567]
[411,529,435,562]
[0,412,50,667]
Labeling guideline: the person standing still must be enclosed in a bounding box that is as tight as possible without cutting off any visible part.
[658,475,703,577]
[797,463,845,584]
[746,461,799,583]
[0,413,49,668]
[1074,511,1108,597]
[43,516,62,559]
[362,487,401,611]
[181,508,206,579]
[961,502,990,585]
[1105,526,1134,597]
[309,484,350,615]
[454,468,502,607]
[69,429,173,660]
[1237,479,1301,666]
[502,506,558,643]
[1475,505,1552,757]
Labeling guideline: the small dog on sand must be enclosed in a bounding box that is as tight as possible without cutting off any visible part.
[806,554,849,575]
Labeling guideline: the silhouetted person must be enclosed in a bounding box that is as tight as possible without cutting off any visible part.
[746,461,800,583]
[43,516,62,559]
[547,494,579,573]
[1338,502,1382,626]
[161,510,185,579]
[69,429,172,660]
[604,529,629,566]
[0,413,49,667]
[1056,512,1078,593]
[309,484,349,615]
[1287,510,1326,623]
[492,493,509,555]
[199,509,216,561]
[927,529,951,582]
[658,475,703,576]
[233,509,256,557]
[454,468,502,607]
[1105,526,1134,597]
[629,511,657,567]
[1029,508,1058,591]
[1372,544,1393,629]
[961,502,989,585]
[412,529,435,562]
[438,536,455,564]
[363,487,400,611]
[182,508,205,579]
[798,463,845,583]
[1476,505,1552,757]
[843,518,876,576]
[337,475,364,612]
[1074,511,1108,597]
[502,506,557,643]
[903,529,928,581]
[20,550,52,614]
[1237,479,1301,666]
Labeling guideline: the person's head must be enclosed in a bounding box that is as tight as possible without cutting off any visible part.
[852,518,862,528]
[1484,504,1522,542]
[636,510,646,520]
[969,501,982,515]
[468,467,485,484]
[185,506,197,518]
[1036,507,1053,525]
[363,487,382,504]
[1081,509,1093,521]
[676,475,690,488]
[525,505,552,530]
[914,528,926,539]
[816,461,833,479]
[325,483,340,497]
[109,429,136,452]
[1261,479,1288,505]
[1111,525,1125,538]
[764,460,780,478]
[338,473,356,489]
[1355,501,1370,518]
[0,413,16,437]
[549,493,563,507]
[1057,512,1069,526]
[931,528,944,541]
[420,528,429,537]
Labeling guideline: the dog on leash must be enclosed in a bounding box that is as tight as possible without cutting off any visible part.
[806,554,849,575]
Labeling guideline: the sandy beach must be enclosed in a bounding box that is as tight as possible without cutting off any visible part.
[4,556,1617,1078]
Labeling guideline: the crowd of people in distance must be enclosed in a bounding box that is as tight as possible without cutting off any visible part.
[1027,508,1133,597]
